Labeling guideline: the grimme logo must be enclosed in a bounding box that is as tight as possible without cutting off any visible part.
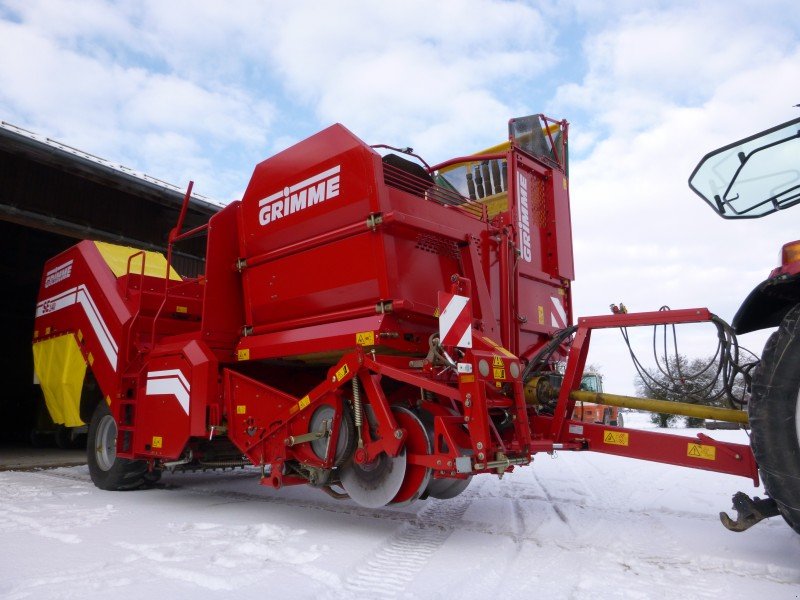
[516,173,532,262]
[44,260,73,288]
[258,165,341,226]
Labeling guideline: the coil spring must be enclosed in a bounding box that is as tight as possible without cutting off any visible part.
[352,377,363,428]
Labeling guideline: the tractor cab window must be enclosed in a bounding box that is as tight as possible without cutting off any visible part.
[580,374,601,393]
[689,116,800,219]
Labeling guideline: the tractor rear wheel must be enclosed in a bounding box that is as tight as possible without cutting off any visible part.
[749,304,800,534]
[87,402,151,491]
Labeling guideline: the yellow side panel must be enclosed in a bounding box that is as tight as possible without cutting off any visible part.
[94,240,182,281]
[32,334,87,427]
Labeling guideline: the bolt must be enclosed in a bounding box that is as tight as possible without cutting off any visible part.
[476,442,484,450]
[331,376,336,383]
[394,429,403,439]
[447,461,453,467]
[465,416,470,422]
[478,452,485,460]
[450,471,456,476]
[436,459,442,465]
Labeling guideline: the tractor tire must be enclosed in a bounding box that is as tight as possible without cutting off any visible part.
[87,402,149,491]
[749,304,800,534]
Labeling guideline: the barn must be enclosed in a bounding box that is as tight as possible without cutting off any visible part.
[0,121,220,444]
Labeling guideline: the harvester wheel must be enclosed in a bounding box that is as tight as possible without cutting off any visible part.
[87,402,150,491]
[749,304,800,534]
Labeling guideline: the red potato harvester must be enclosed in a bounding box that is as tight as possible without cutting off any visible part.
[32,113,800,532]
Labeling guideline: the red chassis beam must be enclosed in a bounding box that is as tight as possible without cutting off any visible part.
[533,416,759,485]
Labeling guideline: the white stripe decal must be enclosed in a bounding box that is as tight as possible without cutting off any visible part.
[456,327,472,348]
[36,285,118,369]
[439,295,469,340]
[146,374,190,415]
[551,296,567,329]
[147,369,190,393]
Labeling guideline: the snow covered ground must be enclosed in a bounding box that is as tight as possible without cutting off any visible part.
[2,413,799,600]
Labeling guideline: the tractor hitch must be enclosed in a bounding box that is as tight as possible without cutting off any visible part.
[719,491,780,532]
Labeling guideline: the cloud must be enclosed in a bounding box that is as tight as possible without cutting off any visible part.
[0,3,275,200]
[262,0,557,158]
[558,3,800,392]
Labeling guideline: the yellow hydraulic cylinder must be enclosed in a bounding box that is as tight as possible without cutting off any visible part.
[569,390,749,425]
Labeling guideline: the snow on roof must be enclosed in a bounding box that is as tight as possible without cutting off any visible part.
[0,120,225,209]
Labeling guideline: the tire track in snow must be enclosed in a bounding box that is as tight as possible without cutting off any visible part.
[342,478,485,600]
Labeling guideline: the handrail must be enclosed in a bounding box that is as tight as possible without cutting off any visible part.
[124,250,146,300]
[124,251,146,362]
[151,182,194,347]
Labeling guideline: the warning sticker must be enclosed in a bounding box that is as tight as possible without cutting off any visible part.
[236,405,246,415]
[152,436,163,449]
[237,348,250,361]
[687,443,716,461]
[298,396,311,412]
[335,364,350,382]
[493,355,504,367]
[538,306,545,325]
[356,331,375,346]
[603,431,629,446]
[493,367,506,380]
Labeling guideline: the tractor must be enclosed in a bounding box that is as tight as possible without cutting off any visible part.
[689,114,800,533]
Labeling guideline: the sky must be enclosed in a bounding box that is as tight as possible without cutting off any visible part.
[1,0,799,394]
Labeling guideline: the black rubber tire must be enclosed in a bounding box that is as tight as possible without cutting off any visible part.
[87,402,149,491]
[749,305,800,534]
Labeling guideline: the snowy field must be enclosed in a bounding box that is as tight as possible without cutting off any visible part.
[2,413,799,600]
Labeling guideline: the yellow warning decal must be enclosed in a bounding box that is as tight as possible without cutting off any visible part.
[45,326,51,335]
[176,306,188,314]
[493,367,506,380]
[88,352,94,366]
[433,307,441,318]
[105,395,111,406]
[538,306,545,325]
[356,331,375,346]
[493,355,504,367]
[335,364,350,382]
[77,330,83,343]
[236,405,246,415]
[237,348,250,361]
[603,431,629,446]
[152,436,163,449]
[297,396,311,412]
[687,443,716,461]
[562,177,568,190]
